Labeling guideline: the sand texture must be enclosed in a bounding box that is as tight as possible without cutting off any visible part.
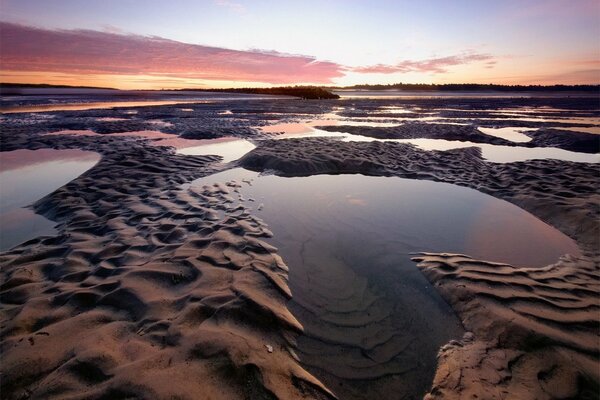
[1,96,598,399]
[239,138,598,252]
[238,137,599,398]
[412,253,599,400]
[315,124,600,153]
[0,136,333,400]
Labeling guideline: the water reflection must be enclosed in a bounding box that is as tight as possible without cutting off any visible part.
[397,138,600,163]
[0,100,213,113]
[177,137,256,162]
[191,168,580,399]
[478,127,534,143]
[0,149,100,251]
[193,169,580,267]
[262,121,599,163]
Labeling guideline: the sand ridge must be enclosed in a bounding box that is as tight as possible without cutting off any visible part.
[314,123,600,154]
[239,138,599,252]
[412,253,599,399]
[0,135,334,399]
[238,137,599,398]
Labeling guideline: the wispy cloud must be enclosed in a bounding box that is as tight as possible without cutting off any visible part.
[352,52,496,74]
[0,22,344,84]
[214,0,246,14]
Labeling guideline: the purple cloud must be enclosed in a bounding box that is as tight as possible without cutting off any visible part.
[0,22,344,84]
[353,52,496,74]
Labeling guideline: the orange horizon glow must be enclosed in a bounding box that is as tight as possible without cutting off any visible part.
[2,69,598,91]
[1,17,599,89]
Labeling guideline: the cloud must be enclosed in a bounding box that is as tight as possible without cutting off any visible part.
[214,0,246,14]
[353,52,496,74]
[0,22,344,84]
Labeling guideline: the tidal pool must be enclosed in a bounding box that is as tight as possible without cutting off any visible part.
[477,126,535,143]
[263,121,599,163]
[177,137,256,162]
[0,149,100,251]
[191,168,580,399]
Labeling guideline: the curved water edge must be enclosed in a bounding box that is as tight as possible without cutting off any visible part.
[176,137,256,163]
[260,121,600,164]
[0,148,101,251]
[190,167,581,399]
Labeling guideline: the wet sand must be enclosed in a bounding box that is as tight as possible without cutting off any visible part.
[0,95,598,399]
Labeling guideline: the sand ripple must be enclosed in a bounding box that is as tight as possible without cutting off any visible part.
[413,253,599,399]
[0,138,333,400]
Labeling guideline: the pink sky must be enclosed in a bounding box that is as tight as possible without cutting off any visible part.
[0,0,598,89]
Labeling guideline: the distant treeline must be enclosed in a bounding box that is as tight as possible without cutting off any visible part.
[329,83,600,92]
[0,82,117,90]
[3,82,598,96]
[179,86,340,99]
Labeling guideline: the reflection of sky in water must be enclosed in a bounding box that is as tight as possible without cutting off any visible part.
[263,120,599,164]
[177,137,256,162]
[553,126,600,134]
[477,127,534,143]
[0,149,100,251]
[192,169,580,267]
[192,168,581,392]
[0,100,214,113]
[398,139,600,163]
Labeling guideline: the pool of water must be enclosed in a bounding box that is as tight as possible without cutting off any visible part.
[190,168,580,399]
[477,126,535,143]
[0,100,214,113]
[0,149,101,251]
[262,122,599,163]
[395,138,600,163]
[176,137,256,162]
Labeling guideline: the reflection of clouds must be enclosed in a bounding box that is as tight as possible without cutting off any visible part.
[0,148,100,172]
[345,195,367,206]
[177,139,256,163]
[463,198,580,266]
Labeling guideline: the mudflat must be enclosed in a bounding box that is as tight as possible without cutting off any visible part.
[1,95,598,399]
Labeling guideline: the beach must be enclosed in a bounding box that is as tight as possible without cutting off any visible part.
[1,93,598,399]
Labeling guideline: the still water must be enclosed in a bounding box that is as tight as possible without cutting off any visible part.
[261,121,600,164]
[191,168,580,399]
[0,149,100,251]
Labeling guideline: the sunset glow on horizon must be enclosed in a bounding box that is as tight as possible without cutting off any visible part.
[1,0,599,89]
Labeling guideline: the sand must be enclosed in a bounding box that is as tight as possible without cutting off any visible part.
[315,123,600,154]
[0,135,333,399]
[1,96,599,399]
[238,137,599,399]
[239,138,598,252]
[413,253,599,399]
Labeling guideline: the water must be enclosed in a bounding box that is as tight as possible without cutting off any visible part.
[191,168,580,399]
[262,121,600,163]
[477,127,535,143]
[177,137,256,162]
[395,138,600,163]
[0,149,100,251]
[0,100,214,113]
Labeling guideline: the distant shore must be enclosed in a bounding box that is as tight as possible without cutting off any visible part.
[2,82,598,100]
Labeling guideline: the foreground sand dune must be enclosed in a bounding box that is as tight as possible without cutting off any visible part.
[413,253,599,399]
[238,137,599,398]
[0,136,333,399]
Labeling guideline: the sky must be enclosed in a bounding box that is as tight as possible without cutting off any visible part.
[0,0,599,89]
